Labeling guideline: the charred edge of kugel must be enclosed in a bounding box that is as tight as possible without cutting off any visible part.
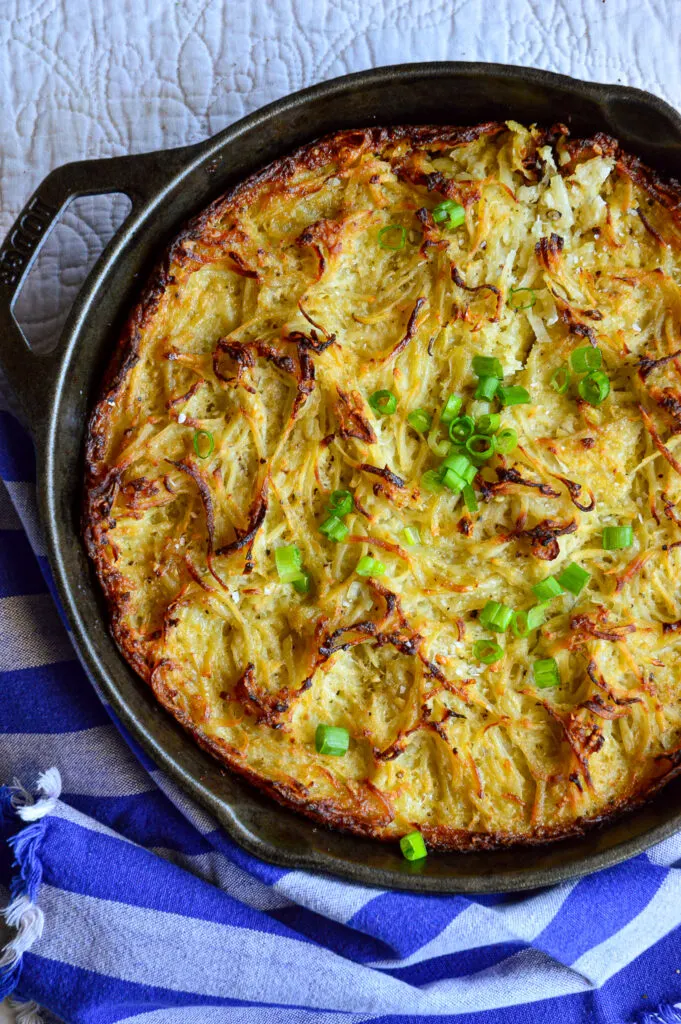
[83,122,681,852]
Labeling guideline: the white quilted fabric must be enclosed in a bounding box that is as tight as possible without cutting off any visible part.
[1,0,681,344]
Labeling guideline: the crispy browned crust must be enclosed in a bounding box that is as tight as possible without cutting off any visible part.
[84,122,681,853]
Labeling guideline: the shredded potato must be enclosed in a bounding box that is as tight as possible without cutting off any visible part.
[84,122,681,850]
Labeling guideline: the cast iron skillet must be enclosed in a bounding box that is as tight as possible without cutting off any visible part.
[2,62,681,892]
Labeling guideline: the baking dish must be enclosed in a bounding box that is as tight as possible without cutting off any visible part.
[2,61,681,892]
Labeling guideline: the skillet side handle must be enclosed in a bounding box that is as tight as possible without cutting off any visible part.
[0,146,197,438]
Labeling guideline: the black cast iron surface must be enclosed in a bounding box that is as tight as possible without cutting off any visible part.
[2,62,681,892]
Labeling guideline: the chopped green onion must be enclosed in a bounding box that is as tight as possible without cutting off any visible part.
[377,224,407,250]
[550,365,570,394]
[441,452,476,485]
[315,724,350,756]
[472,355,504,379]
[448,415,475,443]
[275,545,304,584]
[602,525,634,550]
[447,206,466,229]
[432,200,458,222]
[498,385,531,407]
[473,638,504,664]
[477,412,501,435]
[465,433,495,462]
[407,408,433,433]
[427,427,451,458]
[319,516,349,543]
[421,469,445,492]
[475,375,500,401]
[512,603,549,638]
[578,370,610,406]
[193,429,214,459]
[328,490,353,517]
[479,600,514,633]
[440,394,463,424]
[533,657,560,689]
[292,572,311,595]
[533,576,564,602]
[495,427,518,454]
[402,526,421,546]
[400,830,428,861]
[463,484,479,513]
[442,467,466,493]
[369,389,397,416]
[508,287,536,311]
[556,561,590,596]
[356,555,386,577]
[571,346,603,373]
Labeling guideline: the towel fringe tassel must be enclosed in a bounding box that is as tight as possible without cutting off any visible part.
[640,1005,681,1024]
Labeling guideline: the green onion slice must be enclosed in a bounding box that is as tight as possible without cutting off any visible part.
[533,657,561,689]
[508,287,537,311]
[442,467,466,493]
[475,375,500,401]
[533,576,563,602]
[465,433,495,461]
[400,830,428,861]
[432,200,460,222]
[319,515,349,543]
[193,429,215,459]
[377,224,407,250]
[427,427,451,458]
[571,346,603,373]
[440,394,463,424]
[473,638,504,664]
[578,370,610,406]
[498,385,531,407]
[462,484,478,513]
[407,408,433,433]
[447,206,466,229]
[550,365,570,394]
[512,603,549,638]
[479,600,514,633]
[275,544,304,584]
[402,526,421,546]
[602,525,634,550]
[421,469,445,493]
[315,723,350,756]
[369,389,398,416]
[448,415,475,443]
[472,355,504,379]
[328,489,353,517]
[356,555,386,577]
[292,572,311,595]
[556,561,590,596]
[477,412,501,435]
[495,427,518,454]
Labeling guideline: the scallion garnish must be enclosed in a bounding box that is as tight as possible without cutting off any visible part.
[427,427,451,458]
[319,516,349,543]
[477,412,500,434]
[508,287,536,311]
[315,724,350,756]
[193,429,214,459]
[498,384,531,407]
[400,830,428,861]
[602,525,633,550]
[495,426,518,454]
[292,572,311,595]
[479,600,514,633]
[472,355,504,379]
[571,346,603,373]
[550,365,570,394]
[462,484,478,513]
[328,490,353,517]
[275,545,304,584]
[432,200,465,230]
[402,526,421,546]
[556,561,590,596]
[533,657,560,689]
[407,408,433,433]
[440,394,463,424]
[441,451,476,481]
[475,375,500,401]
[369,389,397,416]
[448,414,475,443]
[512,603,549,638]
[356,555,386,577]
[533,576,563,602]
[473,638,504,664]
[578,370,610,406]
[377,224,407,250]
[465,433,495,462]
[421,469,445,492]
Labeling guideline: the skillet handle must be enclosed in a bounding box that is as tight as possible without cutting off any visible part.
[0,146,197,437]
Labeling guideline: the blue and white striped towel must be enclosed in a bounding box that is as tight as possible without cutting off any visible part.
[1,394,681,1023]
